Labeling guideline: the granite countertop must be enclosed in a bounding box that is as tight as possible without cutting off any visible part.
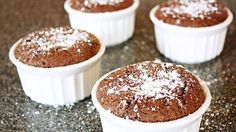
[0,0,235,131]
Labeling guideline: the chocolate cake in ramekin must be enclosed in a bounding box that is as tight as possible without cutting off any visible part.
[92,61,211,132]
[64,0,139,46]
[9,27,105,106]
[150,0,233,64]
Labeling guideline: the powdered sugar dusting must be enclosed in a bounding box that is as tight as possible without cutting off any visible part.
[160,0,220,19]
[118,100,127,110]
[133,104,138,112]
[83,0,124,7]
[107,62,185,100]
[136,68,183,99]
[21,27,92,52]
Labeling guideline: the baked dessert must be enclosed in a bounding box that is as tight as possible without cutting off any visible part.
[96,61,205,122]
[92,61,211,132]
[14,27,100,68]
[155,0,228,27]
[150,0,233,64]
[70,0,133,12]
[9,27,105,106]
[64,0,139,46]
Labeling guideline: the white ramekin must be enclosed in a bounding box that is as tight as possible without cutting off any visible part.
[64,0,139,46]
[92,69,211,132]
[9,39,105,106]
[150,6,233,64]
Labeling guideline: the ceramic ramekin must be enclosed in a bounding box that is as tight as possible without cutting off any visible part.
[92,69,211,132]
[9,39,105,106]
[150,6,233,64]
[64,0,139,46]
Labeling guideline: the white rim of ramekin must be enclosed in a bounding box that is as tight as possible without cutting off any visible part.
[64,0,140,18]
[92,66,212,129]
[150,5,233,33]
[9,37,106,73]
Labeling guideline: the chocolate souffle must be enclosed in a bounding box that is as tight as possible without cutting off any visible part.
[155,0,228,27]
[14,27,100,68]
[96,61,205,122]
[69,0,133,12]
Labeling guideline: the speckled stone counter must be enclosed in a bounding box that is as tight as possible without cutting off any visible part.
[0,0,235,131]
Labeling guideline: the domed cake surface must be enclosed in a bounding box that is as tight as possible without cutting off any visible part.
[96,61,205,122]
[69,0,133,12]
[14,27,100,68]
[155,0,228,27]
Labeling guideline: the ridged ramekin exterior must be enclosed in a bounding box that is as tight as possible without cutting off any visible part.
[150,6,233,64]
[92,69,211,132]
[99,114,202,132]
[64,0,139,46]
[9,40,105,106]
